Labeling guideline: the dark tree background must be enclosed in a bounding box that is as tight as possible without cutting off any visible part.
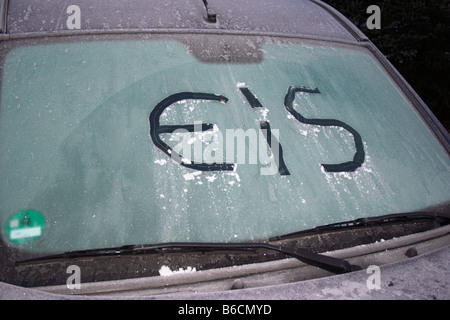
[322,0,449,132]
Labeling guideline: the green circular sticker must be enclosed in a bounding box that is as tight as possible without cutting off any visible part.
[6,210,46,244]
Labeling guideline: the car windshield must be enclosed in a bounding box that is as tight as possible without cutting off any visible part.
[1,34,449,256]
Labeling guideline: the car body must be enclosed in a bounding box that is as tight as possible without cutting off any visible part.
[0,0,449,300]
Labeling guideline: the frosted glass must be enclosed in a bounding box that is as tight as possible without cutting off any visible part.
[1,39,449,253]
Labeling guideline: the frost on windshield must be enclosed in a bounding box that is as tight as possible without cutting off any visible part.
[0,38,449,253]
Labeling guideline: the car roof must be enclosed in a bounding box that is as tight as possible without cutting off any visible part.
[1,0,365,42]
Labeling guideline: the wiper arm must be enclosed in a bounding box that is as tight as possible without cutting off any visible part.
[130,242,360,274]
[16,241,360,274]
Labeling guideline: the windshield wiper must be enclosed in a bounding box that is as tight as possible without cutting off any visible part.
[16,241,360,274]
[16,208,450,273]
[202,0,217,23]
[270,209,450,241]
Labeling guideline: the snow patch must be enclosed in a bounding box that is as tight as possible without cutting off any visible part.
[159,265,197,276]
[183,171,202,181]
[154,159,167,166]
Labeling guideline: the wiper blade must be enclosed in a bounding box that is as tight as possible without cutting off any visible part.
[16,241,360,274]
[271,209,450,241]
